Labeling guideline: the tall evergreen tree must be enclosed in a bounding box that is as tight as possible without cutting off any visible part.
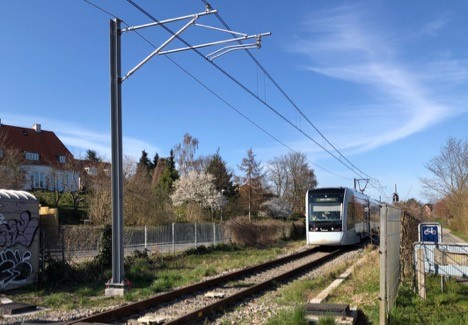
[138,150,151,168]
[152,153,159,171]
[137,150,152,177]
[86,149,101,162]
[206,149,235,196]
[168,149,179,181]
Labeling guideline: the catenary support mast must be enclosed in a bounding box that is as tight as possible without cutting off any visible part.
[107,8,270,296]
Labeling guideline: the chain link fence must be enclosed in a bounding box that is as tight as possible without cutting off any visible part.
[41,223,229,264]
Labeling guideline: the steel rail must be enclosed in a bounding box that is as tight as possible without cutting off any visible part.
[165,248,343,324]
[68,246,325,324]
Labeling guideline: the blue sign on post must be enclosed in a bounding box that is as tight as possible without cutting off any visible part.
[419,223,442,243]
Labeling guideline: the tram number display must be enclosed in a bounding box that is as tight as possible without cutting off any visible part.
[314,197,339,203]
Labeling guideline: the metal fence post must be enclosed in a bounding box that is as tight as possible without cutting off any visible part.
[417,247,426,299]
[172,223,175,254]
[195,223,197,248]
[61,226,65,262]
[144,225,147,250]
[379,206,388,325]
[213,222,216,245]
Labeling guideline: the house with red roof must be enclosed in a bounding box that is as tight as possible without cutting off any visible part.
[0,121,80,192]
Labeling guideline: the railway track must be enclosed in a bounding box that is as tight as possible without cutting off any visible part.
[68,246,349,324]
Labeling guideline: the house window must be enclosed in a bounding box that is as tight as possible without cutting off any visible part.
[25,152,40,161]
[32,171,46,189]
[58,155,66,163]
[85,167,97,176]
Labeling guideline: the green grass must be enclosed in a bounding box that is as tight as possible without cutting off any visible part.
[5,240,305,314]
[325,249,381,323]
[390,276,468,325]
[450,229,468,242]
[266,307,308,325]
[271,253,356,306]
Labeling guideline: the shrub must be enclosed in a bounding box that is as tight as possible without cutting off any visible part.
[43,258,76,285]
[94,224,112,268]
[288,212,305,221]
[290,220,306,240]
[226,217,289,247]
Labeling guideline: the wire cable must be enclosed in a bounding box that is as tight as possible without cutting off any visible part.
[80,0,351,182]
[199,0,390,199]
[125,0,368,180]
[200,0,373,180]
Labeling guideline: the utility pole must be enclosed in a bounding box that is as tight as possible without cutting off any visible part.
[106,7,270,296]
[106,18,124,297]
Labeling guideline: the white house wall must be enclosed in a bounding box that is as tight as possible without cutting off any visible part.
[22,165,80,192]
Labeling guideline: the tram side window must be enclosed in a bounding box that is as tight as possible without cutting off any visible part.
[354,200,365,222]
[347,200,355,229]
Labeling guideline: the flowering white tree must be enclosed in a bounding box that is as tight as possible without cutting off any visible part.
[171,170,223,213]
[260,197,292,220]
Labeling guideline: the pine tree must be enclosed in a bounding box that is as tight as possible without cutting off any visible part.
[168,149,179,182]
[137,150,152,177]
[206,149,235,196]
[152,153,159,171]
[86,149,101,162]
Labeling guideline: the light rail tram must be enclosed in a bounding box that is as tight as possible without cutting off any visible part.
[306,187,380,246]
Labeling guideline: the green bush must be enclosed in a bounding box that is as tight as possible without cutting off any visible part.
[290,221,306,240]
[94,224,112,268]
[43,258,76,285]
[59,208,87,224]
[288,212,305,221]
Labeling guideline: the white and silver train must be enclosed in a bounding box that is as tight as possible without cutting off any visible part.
[305,187,380,246]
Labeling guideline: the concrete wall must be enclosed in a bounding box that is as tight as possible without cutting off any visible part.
[0,190,40,291]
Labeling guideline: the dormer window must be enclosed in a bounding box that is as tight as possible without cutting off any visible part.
[58,155,66,164]
[25,152,39,161]
[85,167,97,176]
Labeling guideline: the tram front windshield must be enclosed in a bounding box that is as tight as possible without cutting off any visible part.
[308,191,343,225]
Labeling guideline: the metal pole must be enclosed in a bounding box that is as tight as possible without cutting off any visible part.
[172,222,175,254]
[213,222,216,245]
[195,223,197,248]
[144,225,147,250]
[107,18,125,295]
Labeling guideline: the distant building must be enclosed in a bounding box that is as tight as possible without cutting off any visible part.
[0,120,80,192]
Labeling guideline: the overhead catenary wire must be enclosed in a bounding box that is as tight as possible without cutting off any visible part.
[199,0,389,198]
[81,0,351,182]
[127,0,390,200]
[124,0,369,180]
[82,0,388,193]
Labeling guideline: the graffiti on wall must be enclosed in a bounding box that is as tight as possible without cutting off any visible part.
[0,249,32,286]
[0,210,39,288]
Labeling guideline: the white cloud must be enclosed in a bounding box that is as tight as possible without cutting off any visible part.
[291,4,463,154]
[421,16,450,37]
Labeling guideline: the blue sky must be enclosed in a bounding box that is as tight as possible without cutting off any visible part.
[1,0,467,203]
